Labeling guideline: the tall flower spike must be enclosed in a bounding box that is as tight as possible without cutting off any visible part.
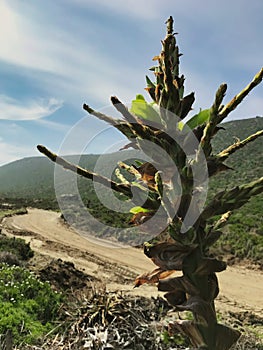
[38,16,263,350]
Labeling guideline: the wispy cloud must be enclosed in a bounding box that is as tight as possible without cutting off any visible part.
[0,95,63,121]
[35,118,70,133]
[0,1,142,106]
[0,140,36,165]
[0,0,262,166]
[1,0,262,111]
[72,0,163,20]
[0,1,60,73]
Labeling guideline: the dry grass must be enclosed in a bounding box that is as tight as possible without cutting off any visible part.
[0,282,261,349]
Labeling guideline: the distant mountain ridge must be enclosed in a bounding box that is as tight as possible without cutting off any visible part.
[0,154,96,199]
[0,117,262,200]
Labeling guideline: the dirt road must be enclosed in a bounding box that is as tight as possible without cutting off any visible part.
[2,208,262,316]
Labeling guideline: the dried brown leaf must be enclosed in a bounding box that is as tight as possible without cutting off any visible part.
[135,162,157,188]
[134,268,175,288]
[129,212,153,226]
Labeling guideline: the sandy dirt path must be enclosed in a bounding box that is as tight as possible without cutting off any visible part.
[2,208,262,316]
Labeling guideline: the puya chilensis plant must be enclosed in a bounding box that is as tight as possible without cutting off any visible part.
[38,16,263,350]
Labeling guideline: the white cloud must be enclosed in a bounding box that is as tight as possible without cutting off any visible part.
[35,118,71,133]
[0,0,262,116]
[0,0,262,167]
[0,140,36,166]
[1,0,262,110]
[0,1,61,73]
[0,95,63,121]
[0,1,143,106]
[72,0,163,20]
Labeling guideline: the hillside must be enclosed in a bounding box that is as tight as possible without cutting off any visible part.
[0,117,262,199]
[0,117,262,263]
[208,117,263,263]
[0,118,262,195]
[0,154,98,201]
[211,116,263,188]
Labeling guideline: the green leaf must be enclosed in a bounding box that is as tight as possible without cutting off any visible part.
[146,75,155,88]
[130,94,162,124]
[179,86,184,99]
[134,160,143,167]
[186,109,211,130]
[134,94,145,101]
[129,206,151,214]
[177,121,184,131]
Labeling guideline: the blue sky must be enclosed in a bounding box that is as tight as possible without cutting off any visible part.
[0,0,262,165]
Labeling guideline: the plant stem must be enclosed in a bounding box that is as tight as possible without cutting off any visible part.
[37,145,132,197]
[218,130,263,160]
[219,67,263,121]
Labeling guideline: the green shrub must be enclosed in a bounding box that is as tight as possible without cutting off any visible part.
[215,224,263,264]
[0,236,34,261]
[0,264,63,345]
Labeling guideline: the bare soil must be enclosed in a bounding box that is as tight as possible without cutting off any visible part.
[1,208,263,319]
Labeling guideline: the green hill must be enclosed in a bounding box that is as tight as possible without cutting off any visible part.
[0,117,262,263]
[211,116,263,187]
[209,117,263,264]
[0,156,55,200]
[0,117,262,200]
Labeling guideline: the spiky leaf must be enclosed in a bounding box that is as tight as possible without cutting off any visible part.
[186,109,210,130]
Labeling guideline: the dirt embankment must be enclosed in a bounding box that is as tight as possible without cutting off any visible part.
[1,208,263,317]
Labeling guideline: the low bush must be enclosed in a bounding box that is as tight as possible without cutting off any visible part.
[214,223,263,266]
[0,264,63,345]
[0,236,34,262]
